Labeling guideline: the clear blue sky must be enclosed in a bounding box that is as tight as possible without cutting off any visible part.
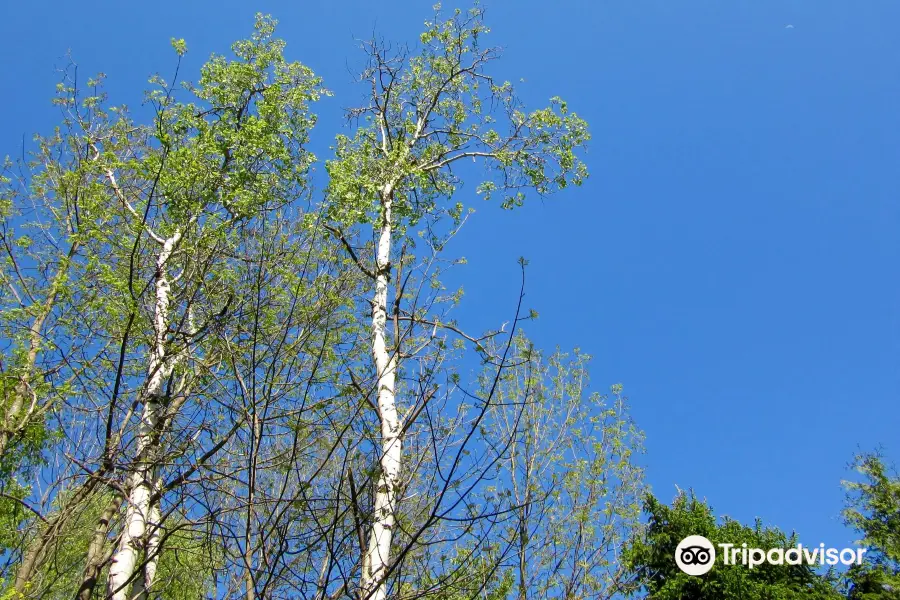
[2,1,897,553]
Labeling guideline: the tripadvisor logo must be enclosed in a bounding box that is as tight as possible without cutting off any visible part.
[675,535,868,576]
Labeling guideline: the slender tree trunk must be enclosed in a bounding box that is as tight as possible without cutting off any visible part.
[245,411,260,600]
[0,241,78,461]
[245,545,256,600]
[132,499,161,600]
[517,494,530,600]
[14,477,101,594]
[107,233,180,600]
[361,189,402,600]
[12,248,87,595]
[75,494,123,600]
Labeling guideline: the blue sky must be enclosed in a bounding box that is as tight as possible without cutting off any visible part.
[2,0,898,553]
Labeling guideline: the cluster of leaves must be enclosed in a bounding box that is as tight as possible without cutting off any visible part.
[325,2,590,237]
[473,334,646,599]
[842,454,900,599]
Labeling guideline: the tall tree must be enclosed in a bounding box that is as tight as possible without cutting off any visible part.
[0,15,336,600]
[0,58,147,597]
[109,19,325,599]
[324,5,589,598]
[0,53,108,536]
[94,19,326,600]
[483,334,645,600]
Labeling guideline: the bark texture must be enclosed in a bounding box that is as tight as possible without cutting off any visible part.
[361,189,402,600]
[107,233,181,600]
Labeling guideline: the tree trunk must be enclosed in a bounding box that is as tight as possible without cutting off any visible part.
[244,411,260,600]
[0,241,78,461]
[361,189,402,600]
[75,494,123,600]
[14,476,102,595]
[131,499,161,600]
[107,234,180,600]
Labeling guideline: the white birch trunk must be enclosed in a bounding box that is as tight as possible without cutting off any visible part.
[361,189,402,600]
[107,233,180,600]
[132,499,161,600]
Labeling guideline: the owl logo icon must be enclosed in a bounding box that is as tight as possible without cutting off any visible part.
[675,535,716,576]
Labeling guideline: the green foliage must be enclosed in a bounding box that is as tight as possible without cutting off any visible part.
[0,481,28,552]
[7,490,219,599]
[149,524,222,600]
[404,544,515,600]
[14,491,115,598]
[325,3,590,232]
[0,13,331,599]
[0,392,52,481]
[842,453,900,599]
[170,38,187,57]
[476,332,646,599]
[624,493,844,600]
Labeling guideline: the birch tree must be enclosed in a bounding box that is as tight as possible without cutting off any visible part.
[100,19,326,600]
[0,15,329,599]
[325,5,589,598]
